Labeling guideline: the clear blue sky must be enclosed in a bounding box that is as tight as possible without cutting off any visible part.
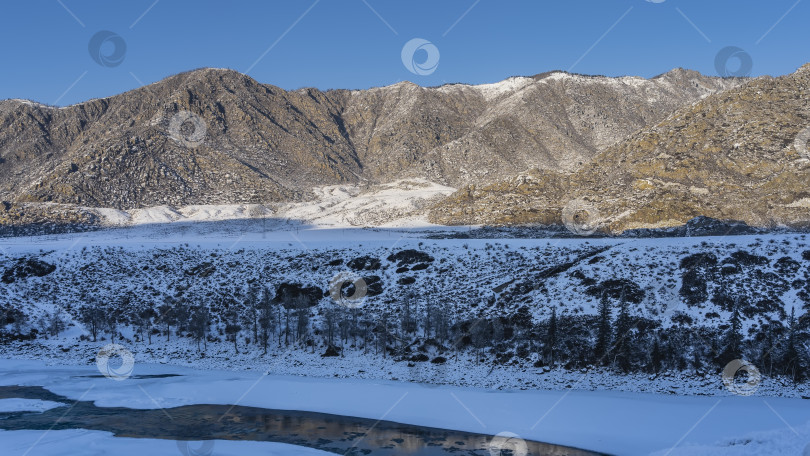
[1,0,807,106]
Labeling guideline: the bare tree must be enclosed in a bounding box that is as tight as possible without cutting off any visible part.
[423,297,435,339]
[323,304,338,347]
[223,302,241,354]
[470,319,491,365]
[293,295,310,343]
[189,306,210,352]
[137,307,157,344]
[158,296,177,342]
[401,292,416,337]
[79,300,103,342]
[43,311,66,337]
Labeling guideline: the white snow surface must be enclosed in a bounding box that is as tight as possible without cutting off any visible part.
[651,421,810,456]
[0,398,64,413]
[0,359,807,456]
[0,429,332,456]
[472,77,535,101]
[279,179,456,228]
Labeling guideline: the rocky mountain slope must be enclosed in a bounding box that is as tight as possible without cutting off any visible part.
[0,67,736,215]
[430,64,810,232]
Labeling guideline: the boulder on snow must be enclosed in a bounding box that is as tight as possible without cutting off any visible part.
[322,345,341,357]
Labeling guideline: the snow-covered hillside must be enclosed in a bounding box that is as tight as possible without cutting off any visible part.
[0,224,808,396]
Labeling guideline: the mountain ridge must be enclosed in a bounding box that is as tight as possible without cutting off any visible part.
[4,66,723,108]
[0,66,739,219]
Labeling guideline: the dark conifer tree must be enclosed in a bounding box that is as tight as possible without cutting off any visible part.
[594,292,612,365]
[258,286,275,354]
[649,336,664,373]
[545,306,558,365]
[782,307,804,383]
[613,290,632,373]
[721,296,744,362]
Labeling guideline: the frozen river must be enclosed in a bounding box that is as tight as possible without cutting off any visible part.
[0,359,807,455]
[0,385,600,455]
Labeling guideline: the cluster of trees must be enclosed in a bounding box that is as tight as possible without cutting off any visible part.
[538,291,810,383]
[74,284,810,383]
[0,302,66,341]
[0,303,31,341]
[65,280,330,356]
[2,278,808,384]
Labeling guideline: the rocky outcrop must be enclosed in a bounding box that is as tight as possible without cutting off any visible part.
[429,65,810,233]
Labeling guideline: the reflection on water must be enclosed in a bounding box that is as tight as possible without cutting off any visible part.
[0,386,606,456]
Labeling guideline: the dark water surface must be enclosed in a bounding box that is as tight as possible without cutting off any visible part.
[0,385,607,455]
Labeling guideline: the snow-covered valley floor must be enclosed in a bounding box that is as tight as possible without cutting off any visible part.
[0,359,808,456]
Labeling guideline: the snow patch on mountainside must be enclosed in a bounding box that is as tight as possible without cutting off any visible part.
[787,198,810,208]
[281,179,456,227]
[473,77,535,101]
[86,179,454,229]
[8,99,54,109]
